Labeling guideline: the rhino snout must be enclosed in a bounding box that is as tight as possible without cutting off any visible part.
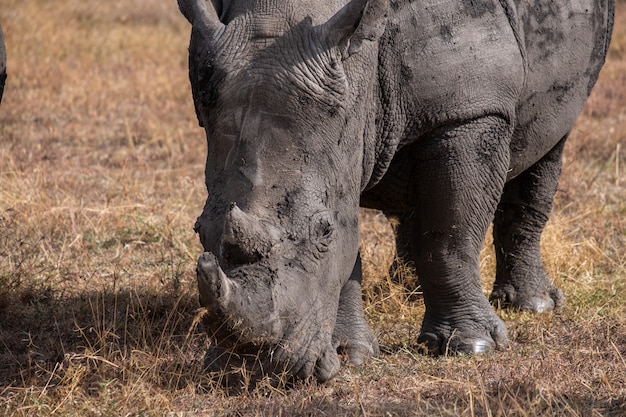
[196,250,342,383]
[197,251,282,339]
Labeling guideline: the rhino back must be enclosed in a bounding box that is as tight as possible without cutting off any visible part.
[365,0,613,193]
[382,0,524,136]
[507,0,614,177]
[365,0,524,191]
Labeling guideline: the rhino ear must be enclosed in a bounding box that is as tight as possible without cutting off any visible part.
[178,0,225,36]
[321,0,388,58]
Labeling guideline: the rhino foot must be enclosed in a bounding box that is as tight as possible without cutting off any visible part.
[333,252,380,367]
[417,309,509,356]
[336,331,380,366]
[490,282,564,313]
[333,306,380,366]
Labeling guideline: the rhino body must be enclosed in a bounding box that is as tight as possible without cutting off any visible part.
[179,0,614,382]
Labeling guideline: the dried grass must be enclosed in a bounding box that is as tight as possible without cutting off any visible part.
[1,1,625,416]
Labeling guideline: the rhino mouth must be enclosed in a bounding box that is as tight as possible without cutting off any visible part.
[203,337,320,384]
[202,329,340,386]
[203,340,283,387]
[197,252,340,384]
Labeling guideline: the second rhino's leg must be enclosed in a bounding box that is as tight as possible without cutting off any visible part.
[490,137,567,312]
[333,252,379,365]
[405,116,511,355]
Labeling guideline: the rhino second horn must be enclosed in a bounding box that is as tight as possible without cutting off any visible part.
[197,252,236,311]
[222,203,281,261]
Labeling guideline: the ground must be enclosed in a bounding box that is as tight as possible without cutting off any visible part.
[0,1,625,415]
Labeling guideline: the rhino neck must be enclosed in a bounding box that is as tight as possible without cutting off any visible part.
[358,27,405,193]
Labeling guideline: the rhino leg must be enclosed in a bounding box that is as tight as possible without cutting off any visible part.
[332,252,379,366]
[491,137,567,313]
[396,116,512,355]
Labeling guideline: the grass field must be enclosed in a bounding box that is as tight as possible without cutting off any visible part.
[1,1,625,415]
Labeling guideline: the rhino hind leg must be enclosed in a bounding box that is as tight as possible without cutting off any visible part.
[332,252,379,366]
[491,136,567,313]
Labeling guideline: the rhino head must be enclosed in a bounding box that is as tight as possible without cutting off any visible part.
[179,0,387,382]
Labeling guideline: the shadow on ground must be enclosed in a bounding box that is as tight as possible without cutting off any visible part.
[0,287,203,388]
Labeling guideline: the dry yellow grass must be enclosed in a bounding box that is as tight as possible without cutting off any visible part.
[1,1,625,416]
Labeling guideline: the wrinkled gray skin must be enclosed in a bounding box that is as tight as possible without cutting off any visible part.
[0,25,6,105]
[179,0,614,383]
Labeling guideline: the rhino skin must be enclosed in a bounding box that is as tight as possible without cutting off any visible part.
[179,0,614,383]
[0,25,6,105]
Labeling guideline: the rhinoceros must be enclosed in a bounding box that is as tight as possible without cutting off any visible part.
[0,25,6,104]
[178,0,614,382]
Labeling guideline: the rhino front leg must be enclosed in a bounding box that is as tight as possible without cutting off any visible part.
[332,252,379,365]
[491,137,567,313]
[402,116,512,355]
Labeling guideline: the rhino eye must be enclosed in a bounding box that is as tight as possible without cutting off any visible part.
[317,218,334,239]
[310,211,335,252]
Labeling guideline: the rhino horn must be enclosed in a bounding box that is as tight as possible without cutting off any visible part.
[197,252,236,313]
[222,203,281,263]
[320,0,389,56]
[178,0,224,37]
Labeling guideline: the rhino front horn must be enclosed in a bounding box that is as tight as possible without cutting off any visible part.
[197,252,236,312]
